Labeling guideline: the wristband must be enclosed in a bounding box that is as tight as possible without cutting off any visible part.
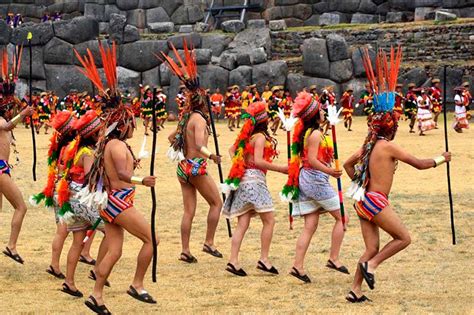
[433,156,446,168]
[200,146,212,158]
[10,114,22,126]
[130,176,144,185]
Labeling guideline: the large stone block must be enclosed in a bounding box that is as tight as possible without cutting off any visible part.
[302,38,329,78]
[171,6,188,24]
[159,63,171,86]
[250,47,267,64]
[292,4,313,20]
[415,0,442,6]
[352,46,376,77]
[195,49,212,65]
[229,28,272,55]
[220,53,237,70]
[123,25,140,43]
[319,12,349,25]
[399,67,428,88]
[389,0,416,11]
[329,59,353,83]
[116,0,139,11]
[0,20,10,45]
[221,20,245,33]
[269,19,287,31]
[386,12,408,23]
[167,32,201,49]
[262,7,283,21]
[304,14,320,26]
[187,5,204,23]
[11,22,54,46]
[326,33,349,62]
[247,19,266,29]
[286,73,340,98]
[45,64,94,98]
[146,7,170,25]
[54,16,99,45]
[252,60,288,91]
[119,40,168,72]
[84,3,105,22]
[358,0,378,14]
[44,37,73,65]
[435,10,457,21]
[104,5,125,21]
[127,9,147,29]
[202,34,232,57]
[138,0,162,9]
[414,7,436,21]
[229,66,252,87]
[19,45,45,80]
[73,39,110,67]
[197,65,229,94]
[149,22,174,33]
[108,13,126,43]
[117,66,141,94]
[351,13,379,23]
[334,0,361,13]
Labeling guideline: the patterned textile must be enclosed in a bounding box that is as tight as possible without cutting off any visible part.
[222,169,273,219]
[0,160,11,176]
[453,105,469,130]
[354,191,389,221]
[68,181,104,232]
[177,158,208,183]
[292,168,339,216]
[100,187,135,223]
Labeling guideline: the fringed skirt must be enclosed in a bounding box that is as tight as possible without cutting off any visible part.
[453,105,469,130]
[68,182,104,232]
[417,108,435,132]
[222,169,273,219]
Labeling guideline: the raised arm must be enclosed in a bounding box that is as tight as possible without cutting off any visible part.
[389,142,451,170]
[0,106,34,132]
[343,148,363,180]
[307,130,342,178]
[253,134,287,174]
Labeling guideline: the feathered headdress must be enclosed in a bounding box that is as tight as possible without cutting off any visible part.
[74,41,120,110]
[0,46,23,108]
[30,111,76,209]
[347,45,403,201]
[221,102,270,195]
[159,39,210,162]
[280,91,320,202]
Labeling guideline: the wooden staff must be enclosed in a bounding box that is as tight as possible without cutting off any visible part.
[286,130,293,230]
[331,125,346,230]
[150,88,159,282]
[206,95,232,238]
[27,32,37,181]
[442,65,456,245]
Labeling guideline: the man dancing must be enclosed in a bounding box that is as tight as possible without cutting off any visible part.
[343,47,451,303]
[429,78,442,128]
[164,42,223,263]
[341,87,355,131]
[0,59,34,264]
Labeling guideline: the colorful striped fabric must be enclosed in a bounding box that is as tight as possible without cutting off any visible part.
[0,160,11,176]
[177,158,208,183]
[354,191,389,221]
[100,187,135,223]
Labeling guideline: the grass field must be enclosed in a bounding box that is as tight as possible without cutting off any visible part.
[0,116,472,314]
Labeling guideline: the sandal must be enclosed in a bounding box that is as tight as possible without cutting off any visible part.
[3,247,24,264]
[46,265,65,279]
[61,282,83,298]
[79,255,96,266]
[326,260,350,275]
[289,267,311,283]
[225,263,247,277]
[89,270,111,287]
[346,290,372,303]
[127,285,157,304]
[202,244,223,258]
[359,262,375,290]
[85,295,112,314]
[257,260,279,275]
[179,252,197,264]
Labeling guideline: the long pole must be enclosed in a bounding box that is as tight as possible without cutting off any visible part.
[206,95,232,238]
[286,130,293,230]
[331,125,346,230]
[150,88,159,281]
[442,65,456,245]
[27,32,37,181]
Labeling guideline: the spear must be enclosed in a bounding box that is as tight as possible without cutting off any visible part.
[27,31,37,181]
[206,94,232,238]
[442,65,456,245]
[327,105,346,229]
[150,87,159,282]
[286,130,293,230]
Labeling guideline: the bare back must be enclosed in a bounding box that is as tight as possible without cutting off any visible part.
[367,140,396,195]
[104,139,134,191]
[184,112,209,159]
[0,117,12,161]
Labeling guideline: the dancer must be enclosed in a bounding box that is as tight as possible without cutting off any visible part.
[224,86,237,131]
[210,88,223,121]
[261,84,272,103]
[59,110,109,298]
[140,85,153,135]
[176,84,187,119]
[416,88,436,136]
[155,87,168,129]
[341,87,355,131]
[222,102,287,277]
[429,78,442,128]
[393,84,404,117]
[163,42,223,263]
[74,42,158,313]
[281,91,347,283]
[461,82,471,120]
[359,83,374,117]
[343,46,451,303]
[37,92,51,134]
[453,86,469,132]
[404,83,418,133]
[0,65,34,264]
[250,84,260,102]
[269,85,283,135]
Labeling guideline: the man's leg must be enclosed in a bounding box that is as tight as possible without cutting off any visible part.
[293,212,319,275]
[350,218,379,297]
[190,175,223,250]
[65,230,87,291]
[228,212,251,269]
[94,233,108,274]
[51,222,69,273]
[180,182,197,256]
[328,210,346,267]
[0,174,27,255]
[367,205,411,273]
[258,212,275,267]
[115,207,157,292]
[91,223,123,306]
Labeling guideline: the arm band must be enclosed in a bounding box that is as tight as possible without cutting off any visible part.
[433,156,446,168]
[130,176,144,185]
[10,114,22,126]
[200,146,212,158]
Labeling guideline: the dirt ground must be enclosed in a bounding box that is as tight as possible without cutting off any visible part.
[0,116,472,314]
